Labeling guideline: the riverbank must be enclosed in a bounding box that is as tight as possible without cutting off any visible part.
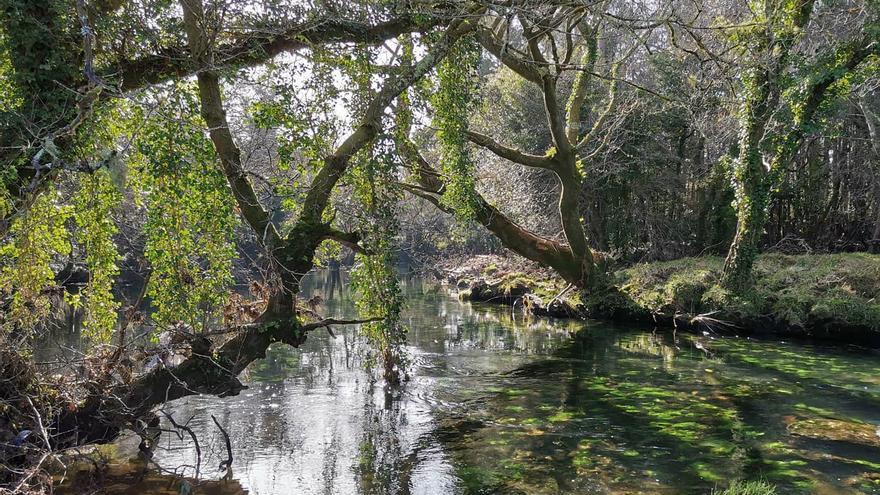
[441,253,880,347]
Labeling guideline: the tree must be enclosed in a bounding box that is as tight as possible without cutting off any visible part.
[399,3,648,289]
[717,0,878,290]
[0,1,479,481]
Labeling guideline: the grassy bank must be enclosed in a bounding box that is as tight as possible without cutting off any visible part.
[448,253,880,346]
[594,253,880,344]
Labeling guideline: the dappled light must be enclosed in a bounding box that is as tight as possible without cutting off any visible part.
[0,1,878,493]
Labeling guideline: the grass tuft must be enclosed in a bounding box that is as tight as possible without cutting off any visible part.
[711,480,776,495]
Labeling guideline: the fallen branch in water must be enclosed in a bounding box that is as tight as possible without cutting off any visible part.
[299,316,384,336]
[160,411,201,480]
[211,415,233,473]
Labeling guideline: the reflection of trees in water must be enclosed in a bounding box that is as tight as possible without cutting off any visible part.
[31,301,86,364]
[299,265,347,307]
[303,266,435,312]
[148,277,878,495]
[323,264,343,301]
[154,281,713,493]
[355,385,413,495]
[355,383,460,495]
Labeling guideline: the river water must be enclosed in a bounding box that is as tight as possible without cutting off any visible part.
[119,270,880,494]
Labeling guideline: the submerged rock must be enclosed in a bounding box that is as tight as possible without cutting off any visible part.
[787,418,880,448]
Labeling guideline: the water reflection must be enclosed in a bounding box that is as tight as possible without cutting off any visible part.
[147,269,880,495]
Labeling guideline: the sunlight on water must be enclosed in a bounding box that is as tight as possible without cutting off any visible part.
[126,269,880,494]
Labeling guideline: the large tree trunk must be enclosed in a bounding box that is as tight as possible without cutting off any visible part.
[557,164,603,289]
[721,189,767,291]
[721,134,770,291]
[403,147,590,285]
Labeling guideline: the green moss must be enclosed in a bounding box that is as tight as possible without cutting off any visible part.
[496,272,565,301]
[608,253,880,335]
[459,253,879,338]
[456,465,503,490]
[498,273,534,293]
[787,418,880,448]
[582,286,647,319]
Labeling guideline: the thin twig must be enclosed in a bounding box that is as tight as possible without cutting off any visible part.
[211,415,233,472]
[26,396,51,451]
[161,411,201,480]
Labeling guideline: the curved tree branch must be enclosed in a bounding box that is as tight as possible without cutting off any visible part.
[475,23,542,85]
[115,14,443,91]
[400,141,584,285]
[465,130,557,170]
[321,228,368,255]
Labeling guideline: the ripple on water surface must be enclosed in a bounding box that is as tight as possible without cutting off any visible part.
[71,270,880,495]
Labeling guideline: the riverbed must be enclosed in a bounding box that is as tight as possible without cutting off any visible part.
[92,270,880,494]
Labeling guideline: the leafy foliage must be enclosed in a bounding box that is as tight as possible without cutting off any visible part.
[131,87,236,332]
[350,138,407,383]
[70,170,122,341]
[0,191,71,332]
[0,28,21,115]
[432,37,481,220]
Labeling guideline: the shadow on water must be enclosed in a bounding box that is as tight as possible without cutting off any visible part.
[62,268,880,494]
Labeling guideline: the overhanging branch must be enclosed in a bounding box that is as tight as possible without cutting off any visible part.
[321,228,368,255]
[465,130,557,170]
[299,316,384,333]
[182,0,281,247]
[114,14,443,92]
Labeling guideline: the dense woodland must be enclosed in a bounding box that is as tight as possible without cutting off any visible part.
[0,0,878,492]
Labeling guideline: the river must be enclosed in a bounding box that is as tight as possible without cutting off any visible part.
[75,269,880,494]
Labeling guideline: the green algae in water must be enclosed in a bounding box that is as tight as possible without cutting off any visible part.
[132,271,880,495]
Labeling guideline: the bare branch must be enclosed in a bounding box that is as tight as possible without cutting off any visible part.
[298,317,384,333]
[211,415,233,472]
[465,130,557,170]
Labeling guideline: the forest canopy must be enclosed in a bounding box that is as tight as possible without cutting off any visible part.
[0,0,878,491]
